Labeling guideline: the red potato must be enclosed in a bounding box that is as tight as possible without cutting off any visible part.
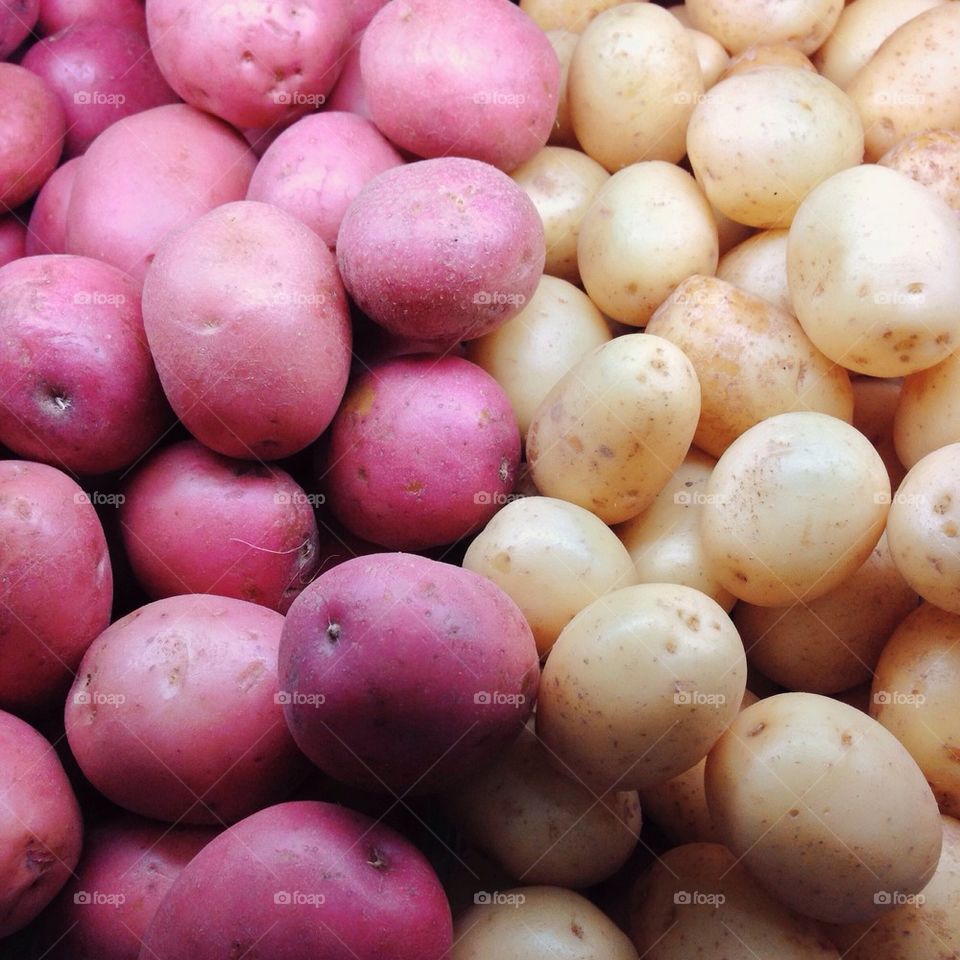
[279,553,539,794]
[0,214,25,266]
[65,594,307,824]
[120,440,320,613]
[0,710,82,939]
[0,64,64,212]
[0,255,171,474]
[347,0,387,34]
[325,38,369,117]
[37,0,146,35]
[325,355,520,550]
[140,801,452,960]
[247,112,403,248]
[142,200,352,460]
[337,157,545,343]
[0,461,112,715]
[65,104,256,284]
[0,0,38,58]
[25,157,79,256]
[22,22,178,158]
[146,0,349,129]
[361,0,560,171]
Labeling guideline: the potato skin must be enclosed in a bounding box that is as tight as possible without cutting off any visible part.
[895,352,960,470]
[25,156,80,256]
[686,0,843,54]
[0,0,38,56]
[879,129,960,214]
[716,229,791,315]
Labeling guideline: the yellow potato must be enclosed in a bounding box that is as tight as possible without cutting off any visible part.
[852,376,907,489]
[720,43,817,80]
[886,444,960,614]
[846,3,960,161]
[615,448,735,612]
[445,724,641,888]
[536,582,747,792]
[716,229,791,314]
[646,276,853,458]
[814,0,945,90]
[462,494,637,657]
[706,693,943,924]
[735,534,918,694]
[788,165,960,376]
[546,31,580,149]
[527,333,701,525]
[467,275,611,438]
[895,353,960,470]
[569,3,703,170]
[879,129,960,214]
[578,162,718,326]
[685,0,843,54]
[453,886,638,960]
[828,815,960,959]
[629,843,841,959]
[687,68,864,229]
[519,0,637,33]
[688,28,729,88]
[700,412,889,606]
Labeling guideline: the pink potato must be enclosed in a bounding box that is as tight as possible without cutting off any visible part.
[325,355,520,550]
[0,64,64,212]
[279,553,539,794]
[25,155,79,255]
[37,0,145,36]
[22,22,178,158]
[0,710,83,938]
[64,594,308,825]
[0,461,112,715]
[65,104,256,284]
[247,112,403,248]
[120,440,320,613]
[142,200,352,460]
[0,255,171,474]
[361,0,560,171]
[146,0,349,129]
[139,801,452,960]
[0,0,38,59]
[324,37,368,117]
[46,817,217,960]
[346,0,387,34]
[0,214,25,266]
[337,157,544,342]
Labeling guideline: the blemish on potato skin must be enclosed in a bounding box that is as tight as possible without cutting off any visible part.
[748,722,766,737]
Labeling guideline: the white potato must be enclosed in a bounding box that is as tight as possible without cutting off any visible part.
[716,229,791,314]
[895,352,960,470]
[879,129,960,214]
[688,28,729,88]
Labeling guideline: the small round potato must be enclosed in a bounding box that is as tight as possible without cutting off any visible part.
[536,583,747,793]
[527,334,701,525]
[688,29,729,88]
[706,693,943,924]
[546,31,580,148]
[879,129,960,215]
[463,495,638,657]
[788,165,960,377]
[700,412,890,606]
[615,449,736,612]
[569,3,703,170]
[853,376,907,489]
[687,68,864,229]
[577,162,718,327]
[716,229,791,314]
[720,43,816,80]
[895,352,960,469]
[520,0,635,33]
[886,444,960,613]
[736,534,918,694]
[510,146,609,286]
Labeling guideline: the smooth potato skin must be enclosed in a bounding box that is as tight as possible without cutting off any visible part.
[279,554,539,794]
[0,461,112,715]
[139,802,453,960]
[38,0,145,35]
[0,0,38,56]
[0,216,25,267]
[879,129,960,214]
[25,156,80,256]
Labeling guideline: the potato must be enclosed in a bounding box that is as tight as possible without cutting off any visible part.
[510,146,608,286]
[720,43,817,79]
[279,554,539,795]
[736,534,918,694]
[712,204,753,255]
[537,582,747,793]
[527,333,701,524]
[788,165,960,376]
[688,28,729,87]
[828,815,960,959]
[337,157,545,344]
[700,412,889,606]
[853,376,907,488]
[615,449,735,612]
[895,353,960,469]
[325,38,367,117]
[685,0,843,54]
[879,129,960,215]
[25,156,79,256]
[466,275,612,437]
[38,0,144,35]
[463,495,637,656]
[687,68,864,230]
[629,843,841,959]
[546,30,579,148]
[578,162,717,326]
[520,0,632,32]
[453,886,638,960]
[569,3,703,170]
[446,723,641,888]
[0,0,38,56]
[886,444,960,613]
[716,229,791,314]
[361,0,560,171]
[0,215,24,267]
[647,276,853,457]
[846,3,960,161]
[706,693,943,923]
[814,0,945,90]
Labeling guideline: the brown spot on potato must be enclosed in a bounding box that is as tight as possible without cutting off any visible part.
[404,480,424,495]
[748,722,766,737]
[350,382,376,417]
